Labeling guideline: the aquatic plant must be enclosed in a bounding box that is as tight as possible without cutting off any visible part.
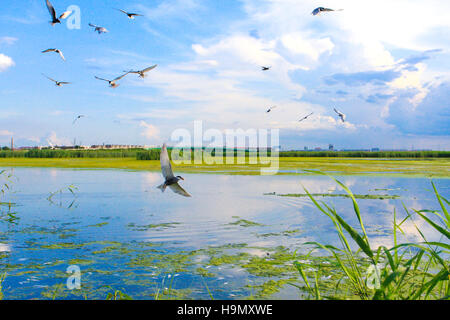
[0,170,18,223]
[47,184,78,208]
[0,272,6,300]
[294,172,449,300]
[104,286,132,300]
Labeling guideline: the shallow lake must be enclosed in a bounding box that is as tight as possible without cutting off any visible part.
[0,168,448,299]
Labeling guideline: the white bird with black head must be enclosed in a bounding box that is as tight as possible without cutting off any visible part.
[157,144,191,197]
[94,72,129,88]
[42,48,66,61]
[115,9,143,19]
[42,74,70,87]
[125,65,157,78]
[45,0,72,26]
[89,23,109,34]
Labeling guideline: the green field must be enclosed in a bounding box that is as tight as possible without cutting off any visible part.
[0,157,449,177]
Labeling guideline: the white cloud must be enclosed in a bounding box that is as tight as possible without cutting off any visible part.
[46,132,71,146]
[280,32,334,61]
[0,130,13,136]
[116,0,449,147]
[139,121,160,140]
[0,53,14,72]
[0,36,18,46]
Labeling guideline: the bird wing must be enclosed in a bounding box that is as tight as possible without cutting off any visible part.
[130,13,143,17]
[160,144,175,180]
[46,0,57,20]
[322,8,335,12]
[168,183,191,197]
[95,76,110,82]
[57,50,65,61]
[334,108,340,115]
[59,11,72,19]
[42,74,56,82]
[59,81,70,84]
[89,23,99,28]
[113,72,129,81]
[116,9,128,15]
[142,65,157,73]
[311,8,320,15]
[42,48,56,53]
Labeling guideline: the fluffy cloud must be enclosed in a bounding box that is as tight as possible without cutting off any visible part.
[0,130,13,136]
[98,0,450,149]
[139,121,160,140]
[386,82,450,136]
[0,53,14,72]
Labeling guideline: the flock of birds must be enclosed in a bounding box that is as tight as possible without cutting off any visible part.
[41,1,345,197]
[43,0,157,124]
[262,6,347,124]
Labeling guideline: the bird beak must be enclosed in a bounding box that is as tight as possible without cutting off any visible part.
[180,177,185,180]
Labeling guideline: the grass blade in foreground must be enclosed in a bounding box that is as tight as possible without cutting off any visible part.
[295,172,449,300]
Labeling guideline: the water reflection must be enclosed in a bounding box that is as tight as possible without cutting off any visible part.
[0,168,448,299]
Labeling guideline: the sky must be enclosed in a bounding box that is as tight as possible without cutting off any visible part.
[0,0,449,150]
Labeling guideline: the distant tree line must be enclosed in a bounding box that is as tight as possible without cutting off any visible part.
[0,149,145,158]
[279,150,450,158]
[0,148,449,159]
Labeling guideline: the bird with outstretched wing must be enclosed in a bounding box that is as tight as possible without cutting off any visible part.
[157,144,191,197]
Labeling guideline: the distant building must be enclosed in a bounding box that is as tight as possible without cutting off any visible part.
[314,147,322,151]
[304,146,308,151]
[329,144,334,151]
[89,145,146,150]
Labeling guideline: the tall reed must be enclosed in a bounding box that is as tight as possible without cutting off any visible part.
[295,172,449,300]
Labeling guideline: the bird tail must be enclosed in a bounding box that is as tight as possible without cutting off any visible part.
[157,183,167,192]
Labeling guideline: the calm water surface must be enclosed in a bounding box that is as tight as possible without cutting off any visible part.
[0,168,448,299]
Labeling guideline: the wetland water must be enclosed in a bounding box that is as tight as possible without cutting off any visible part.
[0,168,449,299]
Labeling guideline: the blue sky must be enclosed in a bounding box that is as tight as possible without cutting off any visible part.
[0,0,449,150]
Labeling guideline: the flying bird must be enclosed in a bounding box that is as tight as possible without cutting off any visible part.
[94,72,129,88]
[266,106,277,113]
[42,74,70,87]
[157,144,191,197]
[334,108,346,122]
[89,23,109,34]
[42,48,65,61]
[125,65,157,78]
[261,66,271,71]
[299,112,314,122]
[311,7,343,16]
[73,115,85,125]
[45,0,72,25]
[115,8,143,19]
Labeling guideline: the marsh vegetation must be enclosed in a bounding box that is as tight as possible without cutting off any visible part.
[0,168,448,300]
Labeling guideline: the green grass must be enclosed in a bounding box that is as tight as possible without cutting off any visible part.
[293,172,449,300]
[0,157,449,177]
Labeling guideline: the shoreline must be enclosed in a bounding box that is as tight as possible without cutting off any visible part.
[0,157,449,178]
